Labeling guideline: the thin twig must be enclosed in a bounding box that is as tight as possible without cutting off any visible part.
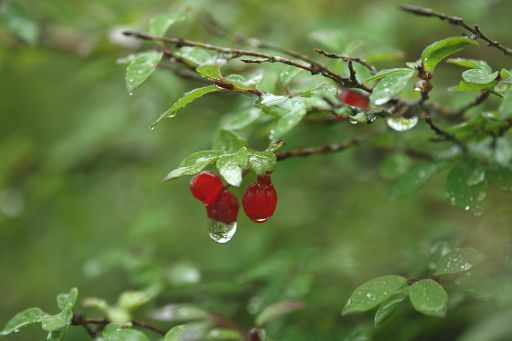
[424,115,466,151]
[71,315,166,336]
[455,91,490,116]
[400,4,512,58]
[122,31,371,92]
[314,48,377,74]
[276,133,372,161]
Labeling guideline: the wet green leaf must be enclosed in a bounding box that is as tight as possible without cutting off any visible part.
[369,69,416,105]
[447,58,492,72]
[248,151,277,176]
[216,147,249,186]
[196,64,223,80]
[388,161,449,199]
[103,324,149,341]
[445,159,488,213]
[363,68,413,84]
[117,291,151,311]
[421,37,479,72]
[256,300,306,326]
[214,129,247,153]
[450,80,497,92]
[434,248,486,276]
[125,51,163,94]
[0,1,39,45]
[0,307,49,335]
[163,150,224,181]
[175,47,214,67]
[374,289,408,328]
[280,65,305,87]
[148,8,188,37]
[342,275,407,315]
[409,279,448,318]
[225,73,263,88]
[205,328,242,340]
[152,85,221,128]
[150,305,209,322]
[167,262,201,286]
[462,69,498,84]
[271,99,308,138]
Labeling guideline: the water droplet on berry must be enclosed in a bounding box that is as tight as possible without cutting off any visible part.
[386,116,418,132]
[208,219,237,244]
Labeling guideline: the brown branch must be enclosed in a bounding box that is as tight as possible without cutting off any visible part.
[455,91,490,116]
[276,133,371,161]
[424,115,467,151]
[314,48,377,74]
[122,31,371,92]
[71,314,166,336]
[400,4,512,58]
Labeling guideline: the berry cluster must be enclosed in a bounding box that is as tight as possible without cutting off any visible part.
[190,171,277,225]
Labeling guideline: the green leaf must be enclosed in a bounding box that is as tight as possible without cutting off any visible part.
[56,288,78,311]
[163,150,224,181]
[450,79,497,93]
[0,307,49,335]
[248,151,277,176]
[221,108,262,130]
[117,291,151,311]
[256,300,306,326]
[369,69,416,105]
[125,51,163,94]
[486,163,512,190]
[434,248,486,276]
[0,1,39,45]
[167,262,201,286]
[175,47,214,67]
[421,36,479,72]
[164,325,187,341]
[388,161,449,199]
[445,159,488,212]
[196,64,223,80]
[363,68,414,84]
[409,279,448,317]
[271,99,308,138]
[41,315,68,332]
[216,147,249,187]
[280,65,305,87]
[499,85,512,119]
[374,289,409,328]
[224,74,263,88]
[148,8,188,37]
[342,275,407,315]
[103,324,150,341]
[214,129,247,153]
[447,58,492,72]
[206,328,242,340]
[462,69,499,84]
[150,304,209,322]
[152,85,221,128]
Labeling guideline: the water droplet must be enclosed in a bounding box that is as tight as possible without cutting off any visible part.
[386,116,418,132]
[208,219,237,244]
[128,92,134,96]
[251,218,268,223]
[349,119,358,125]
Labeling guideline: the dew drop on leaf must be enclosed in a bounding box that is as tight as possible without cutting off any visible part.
[386,116,419,132]
[208,219,237,244]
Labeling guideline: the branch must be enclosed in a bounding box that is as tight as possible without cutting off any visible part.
[71,314,166,336]
[400,4,512,58]
[454,91,490,116]
[314,48,377,74]
[424,115,467,151]
[122,31,372,92]
[276,133,372,161]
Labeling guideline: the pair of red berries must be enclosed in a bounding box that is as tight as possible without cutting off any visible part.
[189,171,277,224]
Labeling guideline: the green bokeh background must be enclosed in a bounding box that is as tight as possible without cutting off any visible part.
[1,0,512,340]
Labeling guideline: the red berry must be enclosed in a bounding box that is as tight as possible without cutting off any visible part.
[190,171,223,205]
[207,189,239,224]
[242,176,277,223]
[339,90,369,110]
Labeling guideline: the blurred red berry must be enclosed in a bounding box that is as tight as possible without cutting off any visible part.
[190,171,223,205]
[207,189,239,224]
[339,90,369,110]
[243,175,277,223]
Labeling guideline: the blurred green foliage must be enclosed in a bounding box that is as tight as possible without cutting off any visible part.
[1,0,512,340]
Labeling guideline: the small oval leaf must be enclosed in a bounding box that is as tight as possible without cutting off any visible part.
[409,279,448,318]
